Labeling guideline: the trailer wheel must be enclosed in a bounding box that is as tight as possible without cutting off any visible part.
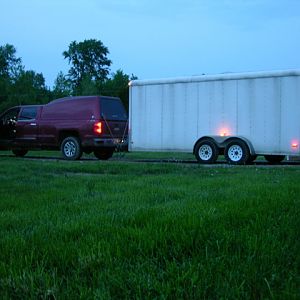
[224,139,250,165]
[195,139,219,164]
[61,137,82,160]
[264,155,285,164]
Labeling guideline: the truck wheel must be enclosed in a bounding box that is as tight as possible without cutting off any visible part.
[94,149,114,160]
[225,139,250,165]
[61,137,82,160]
[195,139,219,164]
[264,155,285,164]
[12,149,28,157]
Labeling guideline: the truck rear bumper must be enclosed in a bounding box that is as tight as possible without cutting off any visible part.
[94,137,128,146]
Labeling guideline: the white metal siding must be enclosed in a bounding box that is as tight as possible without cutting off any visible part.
[129,70,300,155]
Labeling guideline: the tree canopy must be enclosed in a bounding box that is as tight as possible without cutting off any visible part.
[63,39,112,90]
[0,44,23,80]
[52,71,73,99]
[0,39,136,113]
[0,44,50,112]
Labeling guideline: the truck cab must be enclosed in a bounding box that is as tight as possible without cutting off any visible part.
[0,105,41,155]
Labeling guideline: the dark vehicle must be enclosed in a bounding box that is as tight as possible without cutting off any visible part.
[0,96,128,160]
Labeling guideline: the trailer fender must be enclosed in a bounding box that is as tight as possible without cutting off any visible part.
[193,136,256,156]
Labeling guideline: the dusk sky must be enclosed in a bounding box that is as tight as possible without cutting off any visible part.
[1,0,300,87]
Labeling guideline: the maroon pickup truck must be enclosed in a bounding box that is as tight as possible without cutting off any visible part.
[0,96,128,160]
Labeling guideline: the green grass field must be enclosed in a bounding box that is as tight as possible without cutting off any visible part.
[0,151,299,299]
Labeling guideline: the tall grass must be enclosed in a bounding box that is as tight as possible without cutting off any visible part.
[0,155,299,299]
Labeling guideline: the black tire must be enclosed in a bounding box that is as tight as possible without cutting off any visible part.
[224,139,250,165]
[61,137,82,160]
[194,139,219,164]
[94,149,114,160]
[264,155,285,164]
[12,149,28,157]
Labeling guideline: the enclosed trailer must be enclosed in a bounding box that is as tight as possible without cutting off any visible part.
[129,70,300,164]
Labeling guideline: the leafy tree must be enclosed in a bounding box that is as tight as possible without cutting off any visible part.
[0,44,24,111]
[0,44,23,80]
[10,70,51,106]
[52,71,72,99]
[0,44,23,111]
[61,40,137,109]
[0,43,51,112]
[77,75,98,96]
[63,39,112,91]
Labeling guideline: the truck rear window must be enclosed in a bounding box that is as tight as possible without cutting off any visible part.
[100,97,127,120]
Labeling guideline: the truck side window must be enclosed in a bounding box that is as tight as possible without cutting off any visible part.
[18,107,38,121]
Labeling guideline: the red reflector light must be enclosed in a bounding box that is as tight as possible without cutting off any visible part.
[292,143,298,148]
[94,122,102,134]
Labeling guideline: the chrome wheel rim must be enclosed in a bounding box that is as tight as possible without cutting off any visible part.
[199,144,213,161]
[64,141,76,157]
[228,145,243,162]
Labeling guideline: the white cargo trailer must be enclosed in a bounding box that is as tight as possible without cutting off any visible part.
[129,70,300,164]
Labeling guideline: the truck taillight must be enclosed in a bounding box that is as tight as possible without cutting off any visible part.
[94,122,102,134]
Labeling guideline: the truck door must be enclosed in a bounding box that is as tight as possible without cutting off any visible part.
[0,107,20,149]
[15,106,39,147]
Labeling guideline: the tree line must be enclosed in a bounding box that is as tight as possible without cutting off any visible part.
[0,39,136,113]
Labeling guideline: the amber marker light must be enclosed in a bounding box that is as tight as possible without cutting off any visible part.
[220,129,229,137]
[292,142,298,149]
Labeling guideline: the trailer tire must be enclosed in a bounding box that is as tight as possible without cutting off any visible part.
[225,139,250,165]
[195,139,219,164]
[264,155,285,164]
[61,136,82,160]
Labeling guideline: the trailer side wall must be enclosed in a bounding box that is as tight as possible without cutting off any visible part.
[129,72,300,156]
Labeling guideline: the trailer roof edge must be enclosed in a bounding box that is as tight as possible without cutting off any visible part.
[130,69,300,86]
